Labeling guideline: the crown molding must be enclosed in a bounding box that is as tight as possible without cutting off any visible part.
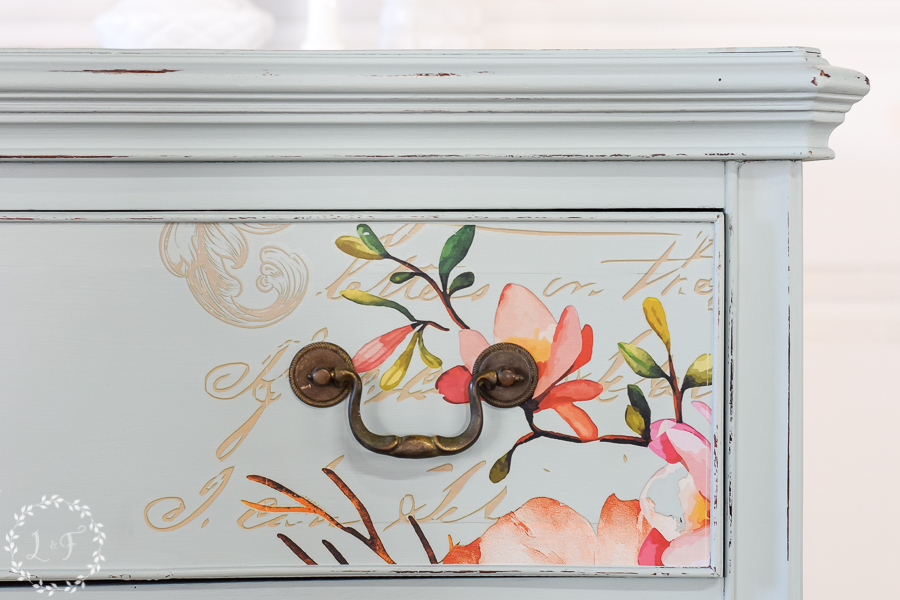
[0,48,868,162]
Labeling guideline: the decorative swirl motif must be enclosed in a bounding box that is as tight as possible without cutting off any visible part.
[160,223,308,328]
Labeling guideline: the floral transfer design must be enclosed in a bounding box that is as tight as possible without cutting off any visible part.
[243,223,715,569]
[160,223,308,328]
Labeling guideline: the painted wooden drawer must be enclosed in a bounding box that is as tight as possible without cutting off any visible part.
[1,211,724,579]
[0,48,867,598]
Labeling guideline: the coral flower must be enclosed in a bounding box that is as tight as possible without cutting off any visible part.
[443,495,652,565]
[436,284,602,441]
[351,324,415,372]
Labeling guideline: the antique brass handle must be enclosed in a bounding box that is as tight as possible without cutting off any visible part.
[289,341,537,458]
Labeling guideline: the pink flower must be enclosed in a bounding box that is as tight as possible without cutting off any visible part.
[436,284,602,441]
[351,324,415,372]
[637,414,712,567]
[443,495,652,565]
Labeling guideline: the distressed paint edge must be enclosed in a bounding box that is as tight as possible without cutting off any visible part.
[0,211,726,223]
[5,565,721,581]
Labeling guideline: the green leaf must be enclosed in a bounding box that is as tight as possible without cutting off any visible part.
[626,384,651,437]
[417,333,443,369]
[627,384,651,416]
[682,353,713,391]
[489,450,513,483]
[335,236,384,261]
[618,343,667,379]
[438,225,476,291]
[447,271,475,296]
[625,406,646,437]
[356,224,388,258]
[340,289,416,322]
[381,332,419,390]
[390,271,417,284]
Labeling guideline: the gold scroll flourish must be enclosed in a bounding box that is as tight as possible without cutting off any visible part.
[160,223,308,328]
[144,467,234,531]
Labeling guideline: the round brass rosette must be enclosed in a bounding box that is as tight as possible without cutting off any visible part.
[472,342,539,408]
[289,341,354,408]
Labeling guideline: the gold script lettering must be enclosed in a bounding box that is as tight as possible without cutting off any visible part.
[385,461,506,530]
[144,467,233,531]
[543,278,600,297]
[366,367,441,404]
[206,345,292,460]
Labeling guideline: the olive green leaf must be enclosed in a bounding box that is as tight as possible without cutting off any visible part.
[447,271,475,296]
[340,289,416,322]
[682,353,713,391]
[489,450,513,483]
[356,224,388,258]
[335,236,384,261]
[618,343,667,379]
[390,271,417,284]
[438,225,476,291]
[642,297,671,351]
[625,406,646,437]
[626,384,651,438]
[417,333,443,369]
[381,331,419,390]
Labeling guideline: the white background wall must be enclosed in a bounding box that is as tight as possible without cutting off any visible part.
[1,1,896,597]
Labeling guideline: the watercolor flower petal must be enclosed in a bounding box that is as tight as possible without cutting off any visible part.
[493,284,557,345]
[536,380,603,411]
[595,494,653,566]
[435,365,472,405]
[661,528,709,567]
[637,529,671,566]
[648,420,711,499]
[442,540,482,564]
[459,329,490,372]
[691,400,713,424]
[352,324,415,372]
[534,306,583,397]
[551,403,598,442]
[449,498,597,565]
[563,325,594,378]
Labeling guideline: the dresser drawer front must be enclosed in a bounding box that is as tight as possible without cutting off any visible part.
[0,212,723,579]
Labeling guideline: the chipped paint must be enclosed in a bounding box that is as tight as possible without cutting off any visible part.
[50,69,179,74]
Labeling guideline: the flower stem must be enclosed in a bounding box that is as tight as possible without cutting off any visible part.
[521,410,650,448]
[387,253,470,330]
[666,353,683,423]
[413,320,450,332]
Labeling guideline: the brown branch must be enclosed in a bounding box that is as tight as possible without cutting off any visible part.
[321,540,349,565]
[408,516,437,564]
[277,534,317,565]
[322,468,395,564]
[667,354,683,423]
[387,254,470,330]
[413,319,450,332]
[522,410,650,448]
[245,472,394,564]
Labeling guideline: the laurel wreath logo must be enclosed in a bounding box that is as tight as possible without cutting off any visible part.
[4,496,105,595]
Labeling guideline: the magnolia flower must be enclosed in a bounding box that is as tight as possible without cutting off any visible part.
[443,402,714,568]
[637,405,712,567]
[443,495,652,565]
[436,284,602,441]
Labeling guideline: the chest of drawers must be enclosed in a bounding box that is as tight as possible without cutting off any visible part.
[0,48,867,598]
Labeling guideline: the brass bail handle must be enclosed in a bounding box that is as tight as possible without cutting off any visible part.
[289,342,538,459]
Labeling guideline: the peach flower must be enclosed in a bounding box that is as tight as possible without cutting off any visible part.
[436,284,602,441]
[443,495,652,565]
